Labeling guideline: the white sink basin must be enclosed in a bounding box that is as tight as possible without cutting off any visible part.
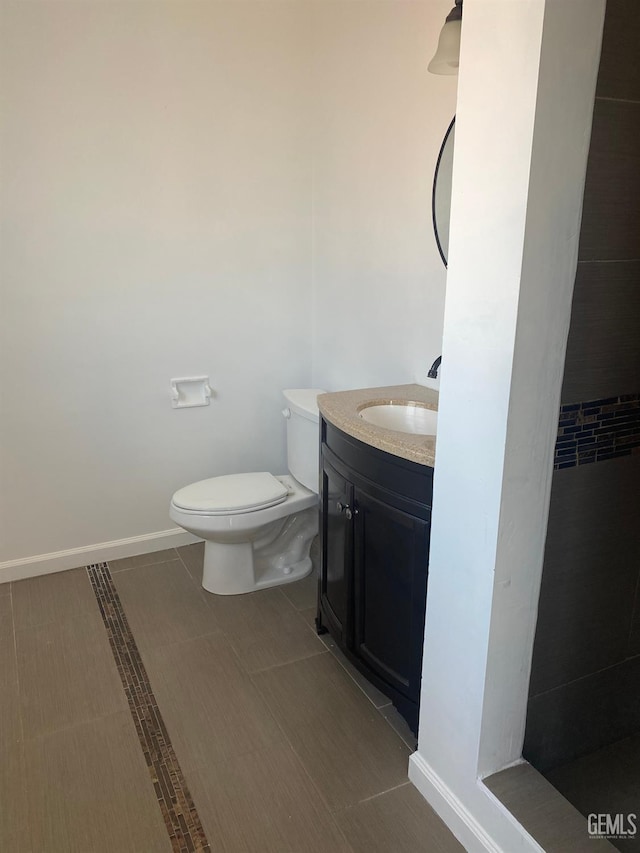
[358,401,437,435]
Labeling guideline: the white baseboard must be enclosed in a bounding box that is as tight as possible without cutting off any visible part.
[409,752,505,853]
[0,528,201,584]
[409,752,544,853]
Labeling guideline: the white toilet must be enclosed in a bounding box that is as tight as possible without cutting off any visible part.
[169,389,324,595]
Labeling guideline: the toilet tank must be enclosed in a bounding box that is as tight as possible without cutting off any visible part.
[282,389,325,493]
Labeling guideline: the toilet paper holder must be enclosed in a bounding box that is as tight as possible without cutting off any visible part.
[170,376,213,408]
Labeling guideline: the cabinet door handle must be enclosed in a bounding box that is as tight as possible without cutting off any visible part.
[337,501,358,520]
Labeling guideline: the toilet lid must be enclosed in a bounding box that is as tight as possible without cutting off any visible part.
[172,472,289,514]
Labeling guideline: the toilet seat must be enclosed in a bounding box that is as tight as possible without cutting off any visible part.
[171,472,289,516]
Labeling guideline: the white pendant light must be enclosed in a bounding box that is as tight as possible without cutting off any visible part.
[428,0,462,75]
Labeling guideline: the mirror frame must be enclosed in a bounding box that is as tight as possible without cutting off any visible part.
[432,115,456,269]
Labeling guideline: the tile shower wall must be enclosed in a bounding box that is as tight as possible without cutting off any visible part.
[554,394,640,469]
[524,0,640,773]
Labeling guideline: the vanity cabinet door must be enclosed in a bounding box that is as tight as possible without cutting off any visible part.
[352,485,430,705]
[319,454,353,646]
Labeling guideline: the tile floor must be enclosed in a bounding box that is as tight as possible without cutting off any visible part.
[0,544,464,852]
[485,763,617,853]
[488,727,640,852]
[546,734,640,853]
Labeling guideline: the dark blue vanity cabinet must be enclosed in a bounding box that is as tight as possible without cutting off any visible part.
[317,418,434,735]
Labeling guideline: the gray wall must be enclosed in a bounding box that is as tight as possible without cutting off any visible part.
[524,0,640,772]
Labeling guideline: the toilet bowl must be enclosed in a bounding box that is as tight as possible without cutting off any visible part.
[169,389,324,595]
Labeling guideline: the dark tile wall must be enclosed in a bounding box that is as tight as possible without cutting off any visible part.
[528,456,640,700]
[526,455,640,772]
[525,0,640,772]
[594,0,640,104]
[561,261,640,404]
[577,99,640,263]
[525,655,640,774]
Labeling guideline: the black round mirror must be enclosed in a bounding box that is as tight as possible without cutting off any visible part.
[432,116,455,268]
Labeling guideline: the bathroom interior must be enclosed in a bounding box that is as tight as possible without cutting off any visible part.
[1,0,639,851]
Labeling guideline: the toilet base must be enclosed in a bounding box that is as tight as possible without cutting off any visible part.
[201,507,317,595]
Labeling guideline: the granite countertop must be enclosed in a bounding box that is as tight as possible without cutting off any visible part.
[317,383,438,467]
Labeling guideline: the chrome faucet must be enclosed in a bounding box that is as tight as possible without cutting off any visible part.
[427,356,442,378]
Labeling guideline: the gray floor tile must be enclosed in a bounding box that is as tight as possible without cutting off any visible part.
[144,633,284,774]
[281,571,319,611]
[0,738,30,853]
[12,567,98,630]
[0,598,21,755]
[205,586,326,673]
[379,704,417,751]
[0,595,30,853]
[177,542,204,583]
[0,827,31,853]
[547,735,640,853]
[0,593,14,643]
[16,611,128,740]
[321,632,392,709]
[485,763,617,852]
[253,653,410,811]
[300,605,317,629]
[335,782,464,853]
[108,548,178,572]
[0,644,20,744]
[186,743,353,853]
[3,549,449,852]
[112,559,220,654]
[24,712,172,853]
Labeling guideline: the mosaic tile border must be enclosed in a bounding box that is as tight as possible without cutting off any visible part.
[555,393,640,469]
[86,562,211,853]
